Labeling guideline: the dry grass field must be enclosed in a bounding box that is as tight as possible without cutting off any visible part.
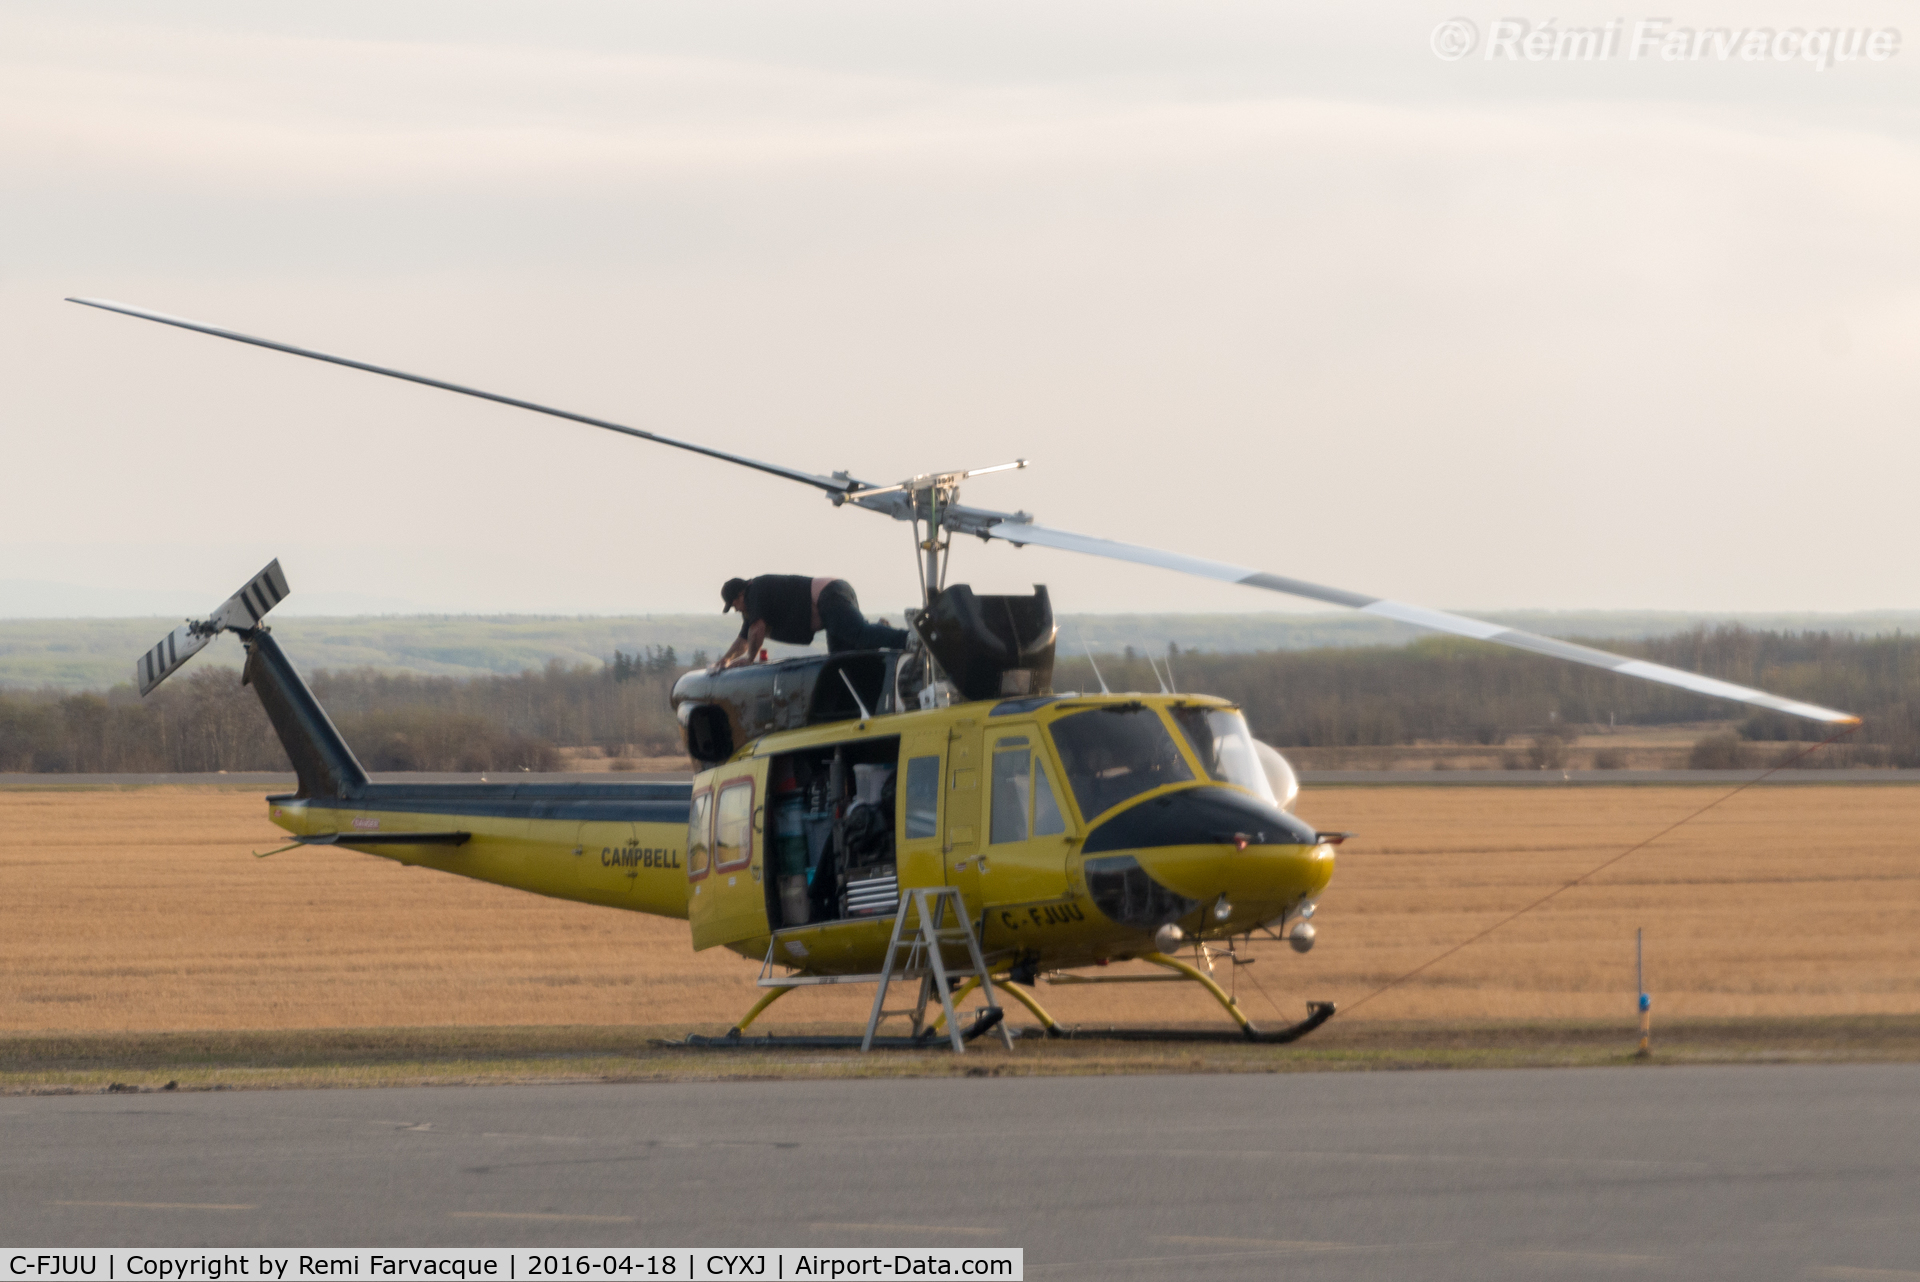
[4,783,1918,1046]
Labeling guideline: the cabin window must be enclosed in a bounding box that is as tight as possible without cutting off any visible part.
[714,780,753,871]
[904,755,940,839]
[1048,704,1194,821]
[687,791,711,879]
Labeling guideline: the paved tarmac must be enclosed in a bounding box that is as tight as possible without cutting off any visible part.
[5,1065,1917,1278]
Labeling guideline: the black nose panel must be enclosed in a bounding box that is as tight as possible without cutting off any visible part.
[1081,785,1316,854]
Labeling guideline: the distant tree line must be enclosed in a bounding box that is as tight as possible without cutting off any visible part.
[0,627,1913,773]
[1056,628,1919,768]
[0,655,694,774]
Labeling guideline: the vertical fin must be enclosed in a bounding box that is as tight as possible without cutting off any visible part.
[240,629,368,800]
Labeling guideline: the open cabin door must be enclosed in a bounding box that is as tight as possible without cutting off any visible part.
[896,730,947,896]
[688,758,770,952]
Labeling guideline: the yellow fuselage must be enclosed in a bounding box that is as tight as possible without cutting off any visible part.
[268,694,1335,977]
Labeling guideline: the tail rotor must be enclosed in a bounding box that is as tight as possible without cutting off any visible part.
[136,559,289,695]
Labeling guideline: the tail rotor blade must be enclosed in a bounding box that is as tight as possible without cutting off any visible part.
[134,559,291,696]
[136,623,215,697]
[209,558,290,632]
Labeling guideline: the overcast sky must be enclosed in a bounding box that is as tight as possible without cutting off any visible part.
[4,1,1915,618]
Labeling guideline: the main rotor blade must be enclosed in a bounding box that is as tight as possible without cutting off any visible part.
[986,520,1859,726]
[67,297,856,496]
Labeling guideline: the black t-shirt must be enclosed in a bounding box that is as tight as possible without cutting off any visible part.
[738,575,817,645]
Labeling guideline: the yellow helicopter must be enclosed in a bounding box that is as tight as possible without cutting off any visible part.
[75,296,1859,1052]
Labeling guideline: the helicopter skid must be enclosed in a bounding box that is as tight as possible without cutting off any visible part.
[1019,1000,1337,1045]
[676,1005,1007,1050]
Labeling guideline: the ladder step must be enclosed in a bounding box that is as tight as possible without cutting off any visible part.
[860,888,1007,1053]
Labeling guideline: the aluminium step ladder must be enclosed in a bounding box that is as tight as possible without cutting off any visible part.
[863,887,1011,1053]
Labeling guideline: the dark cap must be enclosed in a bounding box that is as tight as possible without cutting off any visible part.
[721,577,749,612]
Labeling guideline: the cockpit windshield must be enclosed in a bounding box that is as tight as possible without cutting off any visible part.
[1047,704,1194,820]
[1170,705,1277,806]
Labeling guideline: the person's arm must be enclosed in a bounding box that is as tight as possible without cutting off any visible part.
[713,635,749,671]
[716,619,768,670]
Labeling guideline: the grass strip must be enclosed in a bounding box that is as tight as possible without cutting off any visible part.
[6,1015,1920,1093]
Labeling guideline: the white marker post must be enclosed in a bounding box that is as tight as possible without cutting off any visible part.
[1635,927,1652,1058]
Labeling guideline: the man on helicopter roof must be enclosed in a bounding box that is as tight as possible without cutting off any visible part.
[714,574,910,670]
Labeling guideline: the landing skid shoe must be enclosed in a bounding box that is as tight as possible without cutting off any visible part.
[1039,951,1337,1044]
[1039,1001,1336,1044]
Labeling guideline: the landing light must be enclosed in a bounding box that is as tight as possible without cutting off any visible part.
[1289,922,1317,954]
[1153,923,1185,953]
[1212,896,1233,923]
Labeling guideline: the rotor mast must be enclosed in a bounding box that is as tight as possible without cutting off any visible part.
[833,460,1028,611]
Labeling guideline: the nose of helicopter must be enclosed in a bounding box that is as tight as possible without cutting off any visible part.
[1079,785,1334,935]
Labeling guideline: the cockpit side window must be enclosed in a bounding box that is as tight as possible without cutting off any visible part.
[1032,765,1066,837]
[990,745,1033,844]
[1047,705,1194,821]
[1170,706,1278,806]
[988,733,1069,844]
